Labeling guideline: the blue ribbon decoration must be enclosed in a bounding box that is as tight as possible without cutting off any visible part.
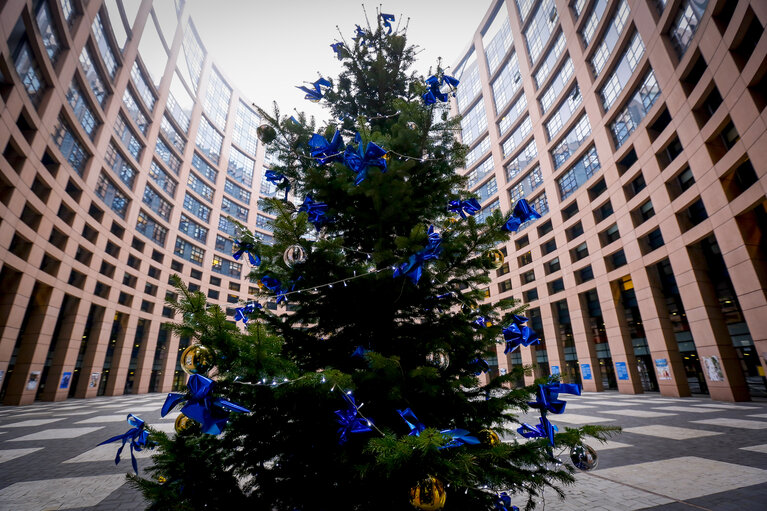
[393,225,442,285]
[161,374,250,436]
[298,195,330,232]
[518,416,559,446]
[296,77,331,103]
[502,198,542,232]
[502,314,541,353]
[496,492,520,511]
[471,358,490,376]
[234,302,262,324]
[353,25,369,45]
[440,428,480,449]
[397,408,426,436]
[422,74,460,104]
[265,170,290,201]
[232,240,261,266]
[447,198,482,219]
[335,394,373,444]
[260,276,294,304]
[308,131,344,165]
[380,13,395,34]
[98,414,153,474]
[472,316,488,329]
[528,382,581,415]
[330,42,345,60]
[343,133,388,185]
[351,346,369,358]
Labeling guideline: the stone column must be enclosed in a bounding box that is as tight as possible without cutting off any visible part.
[569,293,603,392]
[541,302,567,381]
[39,295,87,401]
[598,283,643,394]
[73,305,112,398]
[134,319,161,394]
[0,270,34,389]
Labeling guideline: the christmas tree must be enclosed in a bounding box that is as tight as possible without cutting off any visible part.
[127,12,616,510]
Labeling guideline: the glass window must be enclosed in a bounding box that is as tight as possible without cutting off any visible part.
[545,84,582,140]
[581,0,608,47]
[476,177,498,203]
[187,172,213,202]
[114,114,143,160]
[161,115,185,153]
[122,87,148,134]
[66,80,99,139]
[174,237,204,266]
[104,142,136,189]
[143,185,172,221]
[60,0,75,22]
[467,156,494,188]
[591,0,630,77]
[91,13,119,78]
[483,15,513,75]
[95,172,129,218]
[203,68,231,130]
[167,71,193,131]
[211,255,241,278]
[136,209,168,246]
[460,99,488,146]
[557,146,601,199]
[466,137,490,167]
[515,0,535,22]
[455,58,481,113]
[498,93,528,136]
[52,116,88,175]
[256,214,273,230]
[155,138,181,174]
[669,0,709,57]
[103,0,128,50]
[181,22,205,91]
[610,70,661,148]
[78,46,107,107]
[502,116,532,157]
[35,0,61,63]
[534,32,566,89]
[227,147,255,187]
[505,140,538,181]
[179,213,208,243]
[148,160,178,197]
[215,234,234,254]
[195,116,223,163]
[183,192,211,222]
[260,173,278,198]
[551,114,591,170]
[509,164,543,202]
[224,179,251,204]
[221,196,249,222]
[233,101,260,156]
[475,199,500,223]
[492,53,521,113]
[524,0,559,64]
[192,152,218,183]
[600,31,645,111]
[218,215,237,235]
[571,0,587,18]
[131,62,156,110]
[540,56,574,114]
[137,17,167,85]
[13,39,45,106]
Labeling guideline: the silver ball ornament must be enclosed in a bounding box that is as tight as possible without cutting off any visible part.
[283,244,307,267]
[570,443,598,471]
[426,349,450,370]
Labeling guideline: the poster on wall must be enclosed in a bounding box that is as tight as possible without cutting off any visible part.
[0,370,4,387]
[60,372,72,389]
[581,363,592,380]
[703,355,725,382]
[26,371,41,390]
[88,372,100,388]
[654,358,672,380]
[551,365,560,375]
[615,361,629,380]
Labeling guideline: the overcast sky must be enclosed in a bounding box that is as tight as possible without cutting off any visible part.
[185,0,492,122]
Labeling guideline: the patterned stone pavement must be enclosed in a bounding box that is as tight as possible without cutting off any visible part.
[1,391,766,510]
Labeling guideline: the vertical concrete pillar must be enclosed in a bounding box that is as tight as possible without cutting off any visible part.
[134,320,162,393]
[541,302,567,381]
[0,271,34,387]
[105,313,137,396]
[598,283,643,394]
[671,244,749,401]
[632,266,691,397]
[159,330,181,392]
[74,305,114,398]
[520,345,538,385]
[40,296,89,401]
[569,294,603,392]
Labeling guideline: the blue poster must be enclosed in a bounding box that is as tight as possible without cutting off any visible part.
[60,372,72,389]
[615,361,629,380]
[581,363,592,380]
[551,365,560,375]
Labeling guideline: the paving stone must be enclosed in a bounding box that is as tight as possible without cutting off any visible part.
[0,474,125,510]
[0,447,43,464]
[7,427,105,441]
[622,425,721,440]
[692,418,767,430]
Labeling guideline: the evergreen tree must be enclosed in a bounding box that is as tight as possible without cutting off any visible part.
[131,13,616,510]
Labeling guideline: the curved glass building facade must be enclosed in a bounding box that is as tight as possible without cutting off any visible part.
[0,0,277,404]
[456,0,767,401]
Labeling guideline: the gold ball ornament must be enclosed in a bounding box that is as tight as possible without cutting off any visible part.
[477,428,501,447]
[483,249,505,270]
[409,475,447,511]
[382,152,392,165]
[157,476,167,484]
[283,244,308,267]
[174,413,195,434]
[180,344,214,375]
[256,124,277,144]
